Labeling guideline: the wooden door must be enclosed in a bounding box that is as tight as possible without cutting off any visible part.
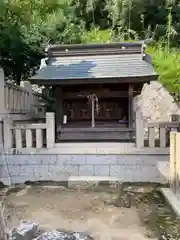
[64,98,128,122]
[64,100,91,121]
[96,101,122,120]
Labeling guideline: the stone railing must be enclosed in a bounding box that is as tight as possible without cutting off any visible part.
[145,121,179,148]
[4,82,30,114]
[135,109,179,148]
[4,82,46,115]
[3,112,55,149]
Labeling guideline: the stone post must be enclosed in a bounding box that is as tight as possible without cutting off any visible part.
[3,117,13,149]
[46,112,55,148]
[0,203,7,240]
[20,81,33,112]
[169,132,176,194]
[135,108,144,148]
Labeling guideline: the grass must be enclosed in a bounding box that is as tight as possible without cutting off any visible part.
[144,190,180,238]
[82,28,112,43]
[118,184,180,239]
[147,44,180,102]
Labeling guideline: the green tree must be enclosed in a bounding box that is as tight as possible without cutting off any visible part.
[0,0,84,84]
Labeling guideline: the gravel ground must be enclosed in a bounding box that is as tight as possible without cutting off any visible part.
[1,184,179,240]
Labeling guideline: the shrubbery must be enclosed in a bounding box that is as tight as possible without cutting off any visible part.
[148,44,180,102]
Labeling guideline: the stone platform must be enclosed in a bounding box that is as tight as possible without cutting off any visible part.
[0,148,168,185]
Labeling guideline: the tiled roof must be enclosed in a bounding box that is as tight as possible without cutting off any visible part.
[30,53,157,81]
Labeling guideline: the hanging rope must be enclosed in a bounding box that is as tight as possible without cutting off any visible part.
[87,94,100,114]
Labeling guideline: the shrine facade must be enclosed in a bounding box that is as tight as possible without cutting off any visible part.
[30,42,158,141]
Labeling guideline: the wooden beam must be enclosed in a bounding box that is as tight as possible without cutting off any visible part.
[29,75,158,85]
[128,83,133,128]
[63,90,128,99]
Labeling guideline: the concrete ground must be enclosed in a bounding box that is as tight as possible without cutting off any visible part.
[2,185,157,240]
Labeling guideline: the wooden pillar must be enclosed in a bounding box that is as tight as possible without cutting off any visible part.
[128,83,133,128]
[0,69,5,149]
[55,86,63,130]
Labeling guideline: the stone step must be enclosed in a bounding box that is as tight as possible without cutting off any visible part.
[53,142,136,154]
[54,142,135,148]
[58,128,133,141]
[61,127,133,132]
[58,137,133,142]
[59,135,132,141]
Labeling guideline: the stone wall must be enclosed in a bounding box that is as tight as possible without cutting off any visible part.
[134,81,180,122]
[0,153,168,185]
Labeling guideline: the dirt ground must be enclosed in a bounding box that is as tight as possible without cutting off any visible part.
[1,185,158,240]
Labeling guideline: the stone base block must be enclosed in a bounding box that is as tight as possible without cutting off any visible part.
[161,188,180,218]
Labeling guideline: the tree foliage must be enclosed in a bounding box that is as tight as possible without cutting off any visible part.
[0,0,180,87]
[0,0,83,84]
[148,44,180,102]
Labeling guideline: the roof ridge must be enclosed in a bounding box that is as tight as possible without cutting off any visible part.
[45,41,151,58]
[47,41,144,50]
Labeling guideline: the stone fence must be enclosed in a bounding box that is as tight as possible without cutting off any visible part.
[5,82,44,115]
[2,108,179,150]
[3,113,55,149]
[135,108,179,148]
[0,68,48,118]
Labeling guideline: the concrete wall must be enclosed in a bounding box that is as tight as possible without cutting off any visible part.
[0,153,168,185]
